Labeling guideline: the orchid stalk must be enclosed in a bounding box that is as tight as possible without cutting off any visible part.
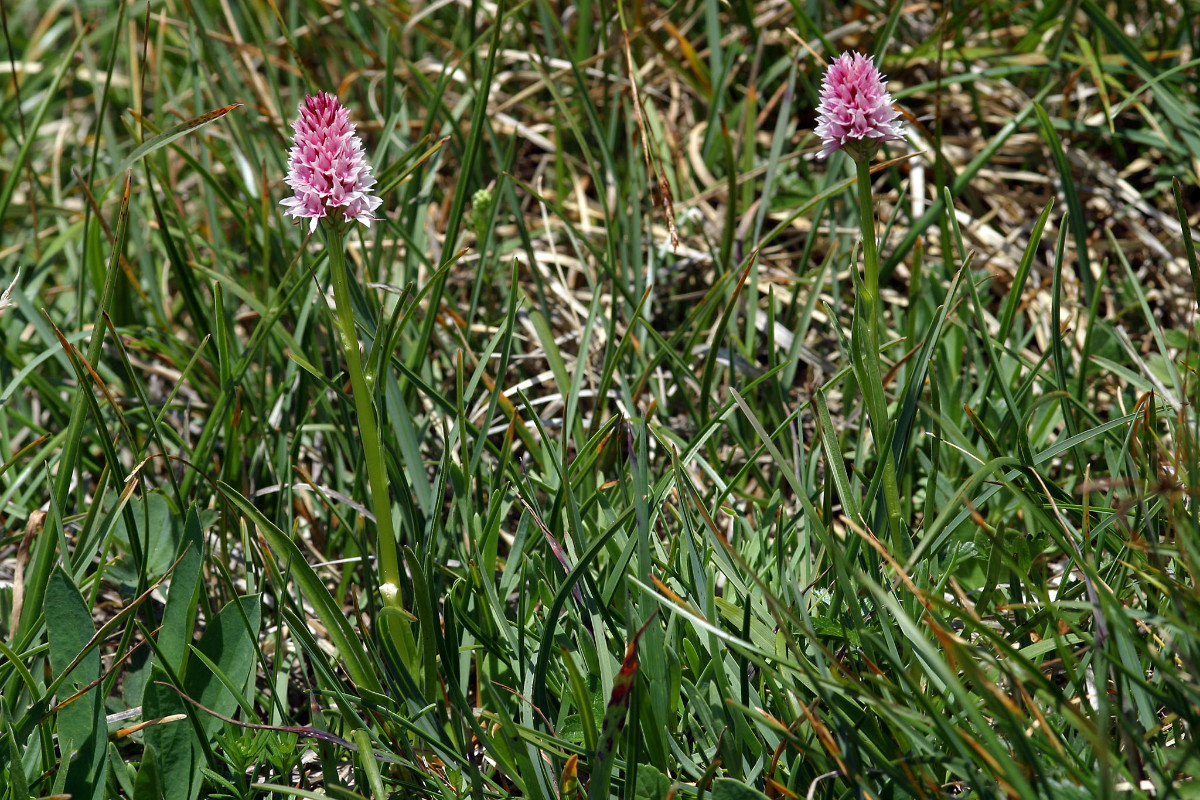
[816,53,905,542]
[281,92,401,605]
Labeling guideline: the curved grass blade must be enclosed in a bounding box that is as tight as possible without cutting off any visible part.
[1033,102,1093,303]
[106,104,242,192]
[0,26,86,223]
[217,481,382,695]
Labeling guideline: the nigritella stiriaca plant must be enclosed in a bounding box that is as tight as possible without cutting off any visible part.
[281,92,402,613]
[815,53,906,544]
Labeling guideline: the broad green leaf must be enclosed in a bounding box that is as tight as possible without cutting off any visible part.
[110,493,182,585]
[133,744,164,800]
[107,742,137,799]
[46,566,106,800]
[141,676,202,800]
[143,595,260,800]
[187,595,261,740]
[157,507,205,675]
[710,778,770,800]
[632,763,672,800]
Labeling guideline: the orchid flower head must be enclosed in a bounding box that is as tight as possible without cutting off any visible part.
[281,91,382,233]
[814,52,903,161]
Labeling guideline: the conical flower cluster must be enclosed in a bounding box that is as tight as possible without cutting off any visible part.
[814,53,903,160]
[281,92,382,232]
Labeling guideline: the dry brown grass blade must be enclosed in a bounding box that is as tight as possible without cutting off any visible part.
[622,30,678,251]
[111,713,188,740]
[9,510,45,634]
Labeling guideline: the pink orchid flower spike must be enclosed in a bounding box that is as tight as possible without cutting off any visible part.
[281,92,382,233]
[814,52,903,161]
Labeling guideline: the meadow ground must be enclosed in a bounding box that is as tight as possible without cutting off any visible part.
[3,0,1200,798]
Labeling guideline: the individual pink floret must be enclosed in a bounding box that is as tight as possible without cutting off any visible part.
[814,53,903,160]
[281,92,382,232]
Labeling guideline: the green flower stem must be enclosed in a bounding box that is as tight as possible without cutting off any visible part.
[854,156,904,543]
[325,227,402,604]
